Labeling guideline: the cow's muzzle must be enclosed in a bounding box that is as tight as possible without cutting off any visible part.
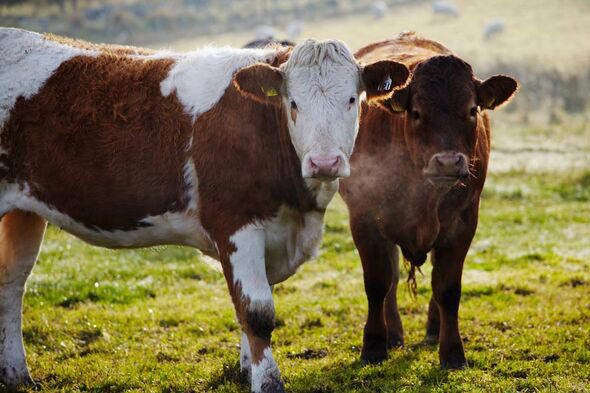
[423,151,469,187]
[302,154,349,181]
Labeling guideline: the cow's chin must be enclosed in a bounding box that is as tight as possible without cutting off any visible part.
[425,174,467,189]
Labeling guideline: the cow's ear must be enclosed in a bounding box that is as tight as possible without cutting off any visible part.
[375,86,410,114]
[361,60,409,102]
[476,75,518,110]
[233,63,284,106]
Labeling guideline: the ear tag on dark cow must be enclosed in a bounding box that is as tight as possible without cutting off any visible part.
[485,97,495,109]
[390,99,405,112]
[379,76,393,92]
[260,84,278,97]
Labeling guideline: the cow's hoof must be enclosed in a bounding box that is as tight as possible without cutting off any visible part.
[0,366,35,388]
[441,353,467,370]
[387,335,404,349]
[360,347,388,364]
[240,367,252,384]
[424,334,439,345]
[260,374,285,393]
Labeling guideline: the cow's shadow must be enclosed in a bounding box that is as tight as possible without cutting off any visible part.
[204,340,451,393]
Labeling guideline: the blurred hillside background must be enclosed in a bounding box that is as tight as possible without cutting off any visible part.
[2,0,590,130]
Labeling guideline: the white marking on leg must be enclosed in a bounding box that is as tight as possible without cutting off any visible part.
[229,225,273,311]
[0,213,46,385]
[240,331,252,382]
[251,347,282,393]
[160,46,279,120]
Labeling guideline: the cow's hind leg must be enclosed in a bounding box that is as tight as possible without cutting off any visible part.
[350,217,392,363]
[424,296,440,344]
[383,245,403,349]
[0,210,46,386]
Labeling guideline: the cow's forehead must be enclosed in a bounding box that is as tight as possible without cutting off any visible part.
[286,62,360,101]
[281,39,359,95]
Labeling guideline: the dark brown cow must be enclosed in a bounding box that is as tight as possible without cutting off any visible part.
[0,28,409,392]
[340,32,518,368]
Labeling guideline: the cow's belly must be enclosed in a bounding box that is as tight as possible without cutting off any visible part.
[0,182,217,254]
[263,207,324,285]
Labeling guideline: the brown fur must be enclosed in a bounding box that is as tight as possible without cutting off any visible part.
[340,33,516,368]
[0,210,46,274]
[1,55,191,231]
[43,33,156,56]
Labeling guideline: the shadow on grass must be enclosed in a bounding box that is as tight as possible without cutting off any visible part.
[204,341,449,393]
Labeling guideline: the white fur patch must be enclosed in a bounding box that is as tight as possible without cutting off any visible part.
[229,225,274,309]
[183,158,199,211]
[263,206,327,285]
[0,28,98,130]
[160,46,278,120]
[251,347,280,393]
[240,331,252,380]
[279,39,362,178]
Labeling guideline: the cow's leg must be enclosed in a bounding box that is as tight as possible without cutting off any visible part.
[240,330,252,382]
[383,245,403,349]
[0,210,46,386]
[350,217,392,363]
[424,296,440,344]
[430,239,472,369]
[223,227,284,393]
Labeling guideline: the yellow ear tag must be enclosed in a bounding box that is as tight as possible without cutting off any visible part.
[390,100,405,112]
[260,85,279,97]
[485,97,495,108]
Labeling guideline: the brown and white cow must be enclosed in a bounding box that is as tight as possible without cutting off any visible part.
[0,28,409,392]
[340,33,517,368]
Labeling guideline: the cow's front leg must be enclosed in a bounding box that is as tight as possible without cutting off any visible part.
[383,245,403,349]
[431,242,470,369]
[350,217,393,363]
[222,226,284,393]
[0,211,47,387]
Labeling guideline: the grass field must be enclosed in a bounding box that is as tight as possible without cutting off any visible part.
[11,117,590,392]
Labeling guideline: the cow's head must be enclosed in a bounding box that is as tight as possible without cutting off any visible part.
[384,55,518,188]
[234,39,409,180]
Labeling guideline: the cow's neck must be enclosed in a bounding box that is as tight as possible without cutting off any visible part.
[385,115,450,265]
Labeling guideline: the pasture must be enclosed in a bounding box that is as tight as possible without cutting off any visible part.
[2,0,589,391]
[15,118,590,392]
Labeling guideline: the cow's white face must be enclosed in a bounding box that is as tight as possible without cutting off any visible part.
[234,39,410,181]
[282,54,360,179]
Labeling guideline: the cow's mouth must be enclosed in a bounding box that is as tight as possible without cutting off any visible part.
[310,173,340,181]
[426,174,466,187]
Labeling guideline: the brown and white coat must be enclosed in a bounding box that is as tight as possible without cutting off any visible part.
[0,28,409,392]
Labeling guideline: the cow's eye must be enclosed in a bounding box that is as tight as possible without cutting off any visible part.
[411,110,420,121]
[291,100,298,111]
[349,97,356,104]
[470,106,478,117]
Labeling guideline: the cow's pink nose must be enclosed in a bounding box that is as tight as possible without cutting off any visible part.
[310,156,340,178]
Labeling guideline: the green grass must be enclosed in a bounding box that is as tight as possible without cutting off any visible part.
[11,121,590,392]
